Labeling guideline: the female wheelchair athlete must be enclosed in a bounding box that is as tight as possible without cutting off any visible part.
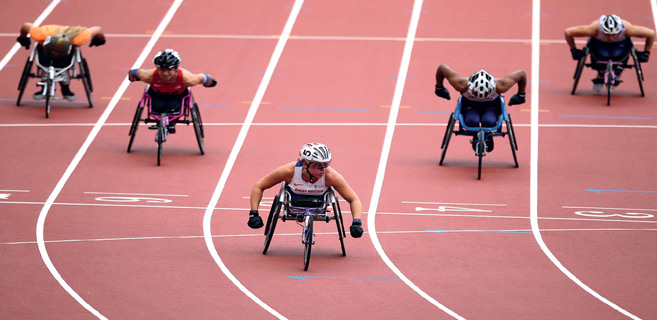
[571,38,645,106]
[127,85,205,166]
[439,96,518,180]
[16,44,93,118]
[263,181,347,271]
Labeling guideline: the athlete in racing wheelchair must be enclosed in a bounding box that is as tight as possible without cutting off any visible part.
[248,142,363,270]
[566,14,654,103]
[16,23,105,117]
[127,49,217,165]
[435,65,526,179]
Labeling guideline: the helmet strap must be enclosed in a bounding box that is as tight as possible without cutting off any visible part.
[305,163,316,183]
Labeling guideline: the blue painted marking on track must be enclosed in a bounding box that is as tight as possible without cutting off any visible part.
[425,229,531,234]
[416,110,451,114]
[559,115,652,120]
[585,189,657,194]
[279,106,370,112]
[287,276,400,281]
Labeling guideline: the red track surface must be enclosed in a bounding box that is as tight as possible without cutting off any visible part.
[1,0,656,319]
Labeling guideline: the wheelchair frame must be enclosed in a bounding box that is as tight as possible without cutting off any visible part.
[17,45,93,118]
[439,96,518,180]
[127,85,205,166]
[571,37,644,106]
[263,181,347,271]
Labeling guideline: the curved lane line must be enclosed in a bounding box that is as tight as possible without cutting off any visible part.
[529,1,639,318]
[365,0,464,318]
[201,1,305,319]
[35,1,184,318]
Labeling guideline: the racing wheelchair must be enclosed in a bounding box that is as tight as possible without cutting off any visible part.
[127,85,205,166]
[16,44,93,118]
[263,181,347,271]
[571,37,645,106]
[439,96,518,180]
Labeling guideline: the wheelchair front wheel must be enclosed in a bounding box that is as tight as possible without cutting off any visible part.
[157,124,165,166]
[477,140,485,180]
[303,216,314,271]
[45,78,52,118]
[263,195,282,254]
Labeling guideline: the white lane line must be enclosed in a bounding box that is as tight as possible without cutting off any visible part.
[402,201,506,206]
[84,192,188,197]
[34,1,184,319]
[201,1,305,320]
[563,206,657,212]
[5,228,656,246]
[365,0,463,319]
[529,2,639,319]
[0,0,60,71]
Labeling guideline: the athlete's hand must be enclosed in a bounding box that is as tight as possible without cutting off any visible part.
[17,37,30,50]
[508,93,525,106]
[350,219,363,238]
[570,48,585,60]
[203,78,217,87]
[435,85,450,100]
[90,37,106,47]
[248,210,263,229]
[636,51,650,63]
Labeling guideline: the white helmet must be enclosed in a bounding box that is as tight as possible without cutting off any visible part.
[468,70,496,99]
[299,142,332,164]
[599,14,623,34]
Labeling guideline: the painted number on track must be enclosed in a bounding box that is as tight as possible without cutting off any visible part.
[574,211,654,219]
[94,196,172,203]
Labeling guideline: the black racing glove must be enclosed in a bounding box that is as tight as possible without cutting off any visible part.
[248,210,263,229]
[570,48,585,60]
[204,78,217,87]
[90,37,106,47]
[636,50,650,63]
[17,36,30,50]
[350,218,363,238]
[434,85,450,100]
[508,93,526,106]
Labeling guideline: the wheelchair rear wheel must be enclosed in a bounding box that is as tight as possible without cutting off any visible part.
[17,58,33,106]
[632,51,645,97]
[263,195,282,254]
[332,199,346,256]
[303,216,314,271]
[80,58,93,108]
[571,55,587,95]
[127,106,144,152]
[506,116,519,168]
[191,103,204,155]
[439,113,455,165]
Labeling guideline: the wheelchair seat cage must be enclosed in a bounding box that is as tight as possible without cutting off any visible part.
[263,181,347,271]
[571,37,645,106]
[126,85,205,166]
[439,96,519,180]
[16,45,94,118]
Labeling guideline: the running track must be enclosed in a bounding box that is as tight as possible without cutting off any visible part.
[1,0,656,319]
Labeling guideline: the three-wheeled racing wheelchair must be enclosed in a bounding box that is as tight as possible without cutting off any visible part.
[571,37,645,105]
[127,85,205,166]
[16,44,93,118]
[263,181,347,271]
[439,96,518,180]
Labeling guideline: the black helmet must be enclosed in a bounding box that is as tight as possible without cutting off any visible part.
[153,49,181,69]
[44,33,72,58]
